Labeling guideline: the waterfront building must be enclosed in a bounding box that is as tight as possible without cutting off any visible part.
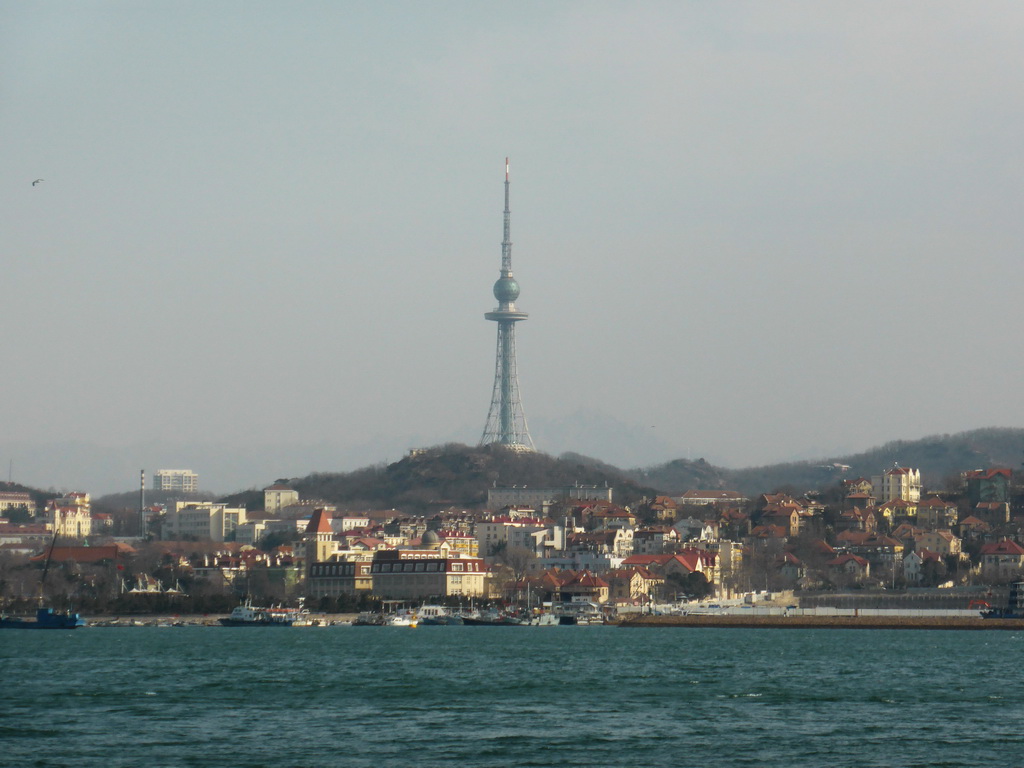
[303,508,338,566]
[826,553,871,582]
[775,552,806,586]
[620,550,719,586]
[902,549,943,584]
[370,547,487,599]
[979,539,1024,580]
[558,570,610,604]
[605,566,662,603]
[307,560,373,598]
[153,469,198,493]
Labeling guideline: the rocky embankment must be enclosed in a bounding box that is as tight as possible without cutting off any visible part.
[620,614,1024,630]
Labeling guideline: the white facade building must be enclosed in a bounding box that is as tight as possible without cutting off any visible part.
[154,469,199,493]
[263,484,300,513]
[871,467,922,503]
[487,484,613,509]
[162,501,246,542]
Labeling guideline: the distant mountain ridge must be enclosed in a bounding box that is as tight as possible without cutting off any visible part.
[87,427,1024,512]
[631,427,1024,496]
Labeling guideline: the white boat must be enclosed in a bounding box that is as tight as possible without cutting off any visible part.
[418,605,462,625]
[383,610,418,628]
[521,612,560,627]
[219,601,299,626]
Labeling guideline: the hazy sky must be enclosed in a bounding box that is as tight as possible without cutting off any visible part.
[4,2,1024,493]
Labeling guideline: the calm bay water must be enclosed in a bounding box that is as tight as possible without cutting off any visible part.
[2,625,1023,767]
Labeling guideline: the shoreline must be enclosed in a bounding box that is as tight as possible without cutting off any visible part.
[82,613,360,627]
[619,614,1024,630]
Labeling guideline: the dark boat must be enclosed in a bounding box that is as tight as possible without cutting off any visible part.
[218,602,299,626]
[0,530,87,629]
[461,609,526,626]
[0,607,86,629]
[982,581,1024,619]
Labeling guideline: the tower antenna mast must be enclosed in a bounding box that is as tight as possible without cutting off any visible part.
[481,158,535,451]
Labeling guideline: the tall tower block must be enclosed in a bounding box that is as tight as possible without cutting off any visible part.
[481,158,535,451]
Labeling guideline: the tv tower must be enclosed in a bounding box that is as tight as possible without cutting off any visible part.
[481,158,535,451]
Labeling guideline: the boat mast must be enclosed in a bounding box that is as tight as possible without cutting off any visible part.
[38,528,59,607]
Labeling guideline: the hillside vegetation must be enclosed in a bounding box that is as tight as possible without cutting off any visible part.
[280,428,1024,512]
[280,443,659,513]
[85,427,1024,514]
[633,427,1024,496]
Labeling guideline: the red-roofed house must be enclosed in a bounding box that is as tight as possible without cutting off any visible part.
[903,549,944,584]
[966,468,1012,506]
[826,554,870,581]
[916,497,958,529]
[775,552,805,585]
[29,544,125,565]
[957,515,991,542]
[979,539,1024,580]
[303,508,337,567]
[837,506,877,533]
[559,570,610,604]
[605,567,662,603]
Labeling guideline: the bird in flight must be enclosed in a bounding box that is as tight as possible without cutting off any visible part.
[32,179,43,186]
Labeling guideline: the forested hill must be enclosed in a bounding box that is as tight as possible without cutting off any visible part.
[210,428,1024,513]
[274,443,661,514]
[631,427,1024,496]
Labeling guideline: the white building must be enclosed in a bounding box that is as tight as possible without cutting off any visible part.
[0,492,35,515]
[487,484,613,509]
[871,467,922,503]
[154,469,199,493]
[263,483,299,513]
[162,501,246,542]
[474,516,558,558]
[45,493,92,539]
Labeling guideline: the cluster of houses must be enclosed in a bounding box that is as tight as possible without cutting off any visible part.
[2,465,1023,608]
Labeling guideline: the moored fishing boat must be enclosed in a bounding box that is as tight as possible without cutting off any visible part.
[0,606,86,630]
[417,604,463,625]
[1,529,87,629]
[383,610,418,627]
[461,609,521,626]
[982,581,1024,619]
[219,601,299,626]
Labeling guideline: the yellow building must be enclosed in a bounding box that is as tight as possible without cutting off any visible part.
[46,493,92,539]
[370,548,487,599]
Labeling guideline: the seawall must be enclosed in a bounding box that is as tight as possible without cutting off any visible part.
[619,614,1024,630]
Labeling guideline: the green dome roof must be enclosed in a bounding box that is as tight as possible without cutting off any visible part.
[493,276,520,303]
